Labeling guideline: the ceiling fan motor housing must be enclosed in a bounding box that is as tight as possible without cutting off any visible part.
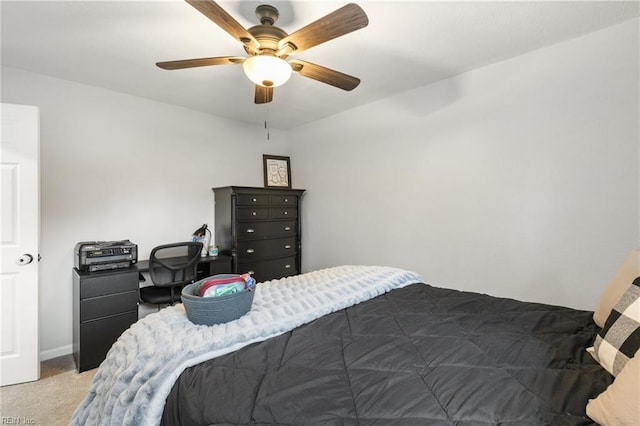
[246,25,288,56]
[244,4,290,58]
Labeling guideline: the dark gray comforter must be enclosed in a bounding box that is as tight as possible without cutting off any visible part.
[162,284,612,425]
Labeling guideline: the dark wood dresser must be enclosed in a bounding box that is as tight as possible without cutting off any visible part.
[213,186,305,283]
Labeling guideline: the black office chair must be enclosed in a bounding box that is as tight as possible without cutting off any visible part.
[139,242,203,307]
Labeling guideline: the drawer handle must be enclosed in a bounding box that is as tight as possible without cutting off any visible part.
[285,264,291,269]
[252,211,257,216]
[248,270,255,275]
[246,228,255,233]
[285,245,291,249]
[252,198,257,202]
[284,198,289,203]
[246,249,255,254]
[284,226,291,231]
[283,211,288,215]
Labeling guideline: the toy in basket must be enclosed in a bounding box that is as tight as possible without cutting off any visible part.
[182,274,256,325]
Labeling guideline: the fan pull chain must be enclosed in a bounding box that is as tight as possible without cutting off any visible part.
[264,103,270,141]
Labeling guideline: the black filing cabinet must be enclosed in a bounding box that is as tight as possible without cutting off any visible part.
[72,268,138,372]
[213,186,305,283]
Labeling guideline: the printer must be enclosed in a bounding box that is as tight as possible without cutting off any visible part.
[74,240,137,272]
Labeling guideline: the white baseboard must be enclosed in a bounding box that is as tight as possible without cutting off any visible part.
[40,344,72,361]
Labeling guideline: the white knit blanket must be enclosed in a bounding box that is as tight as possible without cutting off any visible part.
[70,265,423,426]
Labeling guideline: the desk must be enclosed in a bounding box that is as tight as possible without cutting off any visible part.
[136,254,232,281]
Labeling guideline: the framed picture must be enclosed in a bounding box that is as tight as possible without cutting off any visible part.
[263,155,291,188]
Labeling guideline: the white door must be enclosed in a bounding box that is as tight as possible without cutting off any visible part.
[0,103,40,386]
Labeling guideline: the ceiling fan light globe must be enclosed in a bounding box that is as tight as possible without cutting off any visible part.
[243,55,292,88]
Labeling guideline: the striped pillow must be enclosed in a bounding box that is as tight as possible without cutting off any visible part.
[589,277,640,376]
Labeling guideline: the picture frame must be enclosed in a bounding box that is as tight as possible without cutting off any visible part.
[263,154,292,188]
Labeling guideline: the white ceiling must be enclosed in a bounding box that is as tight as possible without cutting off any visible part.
[2,1,639,129]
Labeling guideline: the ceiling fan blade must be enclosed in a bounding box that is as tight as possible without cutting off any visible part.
[289,60,360,91]
[277,3,368,55]
[186,0,261,52]
[255,85,274,104]
[156,56,244,70]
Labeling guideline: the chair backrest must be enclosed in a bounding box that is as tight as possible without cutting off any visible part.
[149,242,203,288]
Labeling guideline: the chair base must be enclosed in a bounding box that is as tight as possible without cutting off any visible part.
[139,285,182,306]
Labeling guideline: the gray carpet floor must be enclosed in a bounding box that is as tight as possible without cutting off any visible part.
[0,355,96,425]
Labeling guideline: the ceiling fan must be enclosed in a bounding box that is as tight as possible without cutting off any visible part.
[156,0,369,104]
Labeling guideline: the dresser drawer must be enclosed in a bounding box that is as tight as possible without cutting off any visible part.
[237,256,297,282]
[236,237,296,260]
[80,290,138,321]
[236,207,269,221]
[270,195,298,206]
[236,194,269,206]
[237,220,297,240]
[270,207,297,219]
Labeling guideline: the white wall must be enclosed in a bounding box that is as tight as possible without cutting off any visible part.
[289,18,640,311]
[1,67,289,359]
[2,18,638,359]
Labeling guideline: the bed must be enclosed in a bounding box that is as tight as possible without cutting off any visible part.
[71,264,636,426]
